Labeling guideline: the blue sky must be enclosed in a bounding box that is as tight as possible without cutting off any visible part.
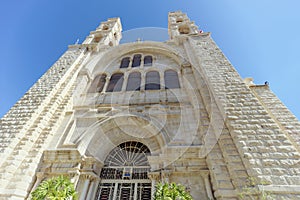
[0,0,299,120]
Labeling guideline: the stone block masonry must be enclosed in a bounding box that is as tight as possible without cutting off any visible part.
[0,47,87,199]
[188,34,300,199]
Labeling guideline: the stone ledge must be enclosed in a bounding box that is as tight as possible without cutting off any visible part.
[258,185,300,194]
[214,189,237,198]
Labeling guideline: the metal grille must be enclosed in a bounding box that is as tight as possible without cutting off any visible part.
[95,142,152,200]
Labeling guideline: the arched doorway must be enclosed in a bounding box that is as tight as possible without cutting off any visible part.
[95,141,152,200]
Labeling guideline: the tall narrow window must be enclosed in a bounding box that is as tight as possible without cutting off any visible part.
[132,54,141,68]
[145,71,160,90]
[144,56,152,67]
[120,57,130,68]
[106,73,124,92]
[88,74,107,93]
[164,70,180,89]
[126,72,141,91]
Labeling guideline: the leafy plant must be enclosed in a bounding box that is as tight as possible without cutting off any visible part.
[31,175,78,200]
[154,182,193,200]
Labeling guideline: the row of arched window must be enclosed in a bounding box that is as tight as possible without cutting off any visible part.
[120,54,153,68]
[88,69,180,93]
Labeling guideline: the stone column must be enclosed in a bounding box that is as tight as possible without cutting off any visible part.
[79,175,90,200]
[102,76,111,93]
[122,73,129,91]
[159,71,164,91]
[201,171,214,200]
[128,57,133,69]
[31,172,44,191]
[141,73,146,91]
[78,172,99,200]
[148,172,160,198]
[69,170,80,190]
[86,177,99,200]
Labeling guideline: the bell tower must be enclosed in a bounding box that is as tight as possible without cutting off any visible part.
[82,17,122,51]
[168,11,200,39]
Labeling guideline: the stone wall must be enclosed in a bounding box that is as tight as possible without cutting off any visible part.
[251,85,300,149]
[0,47,86,199]
[187,33,300,199]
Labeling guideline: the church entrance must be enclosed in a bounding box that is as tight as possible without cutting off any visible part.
[95,141,152,200]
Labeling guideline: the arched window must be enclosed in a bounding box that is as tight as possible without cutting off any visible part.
[145,71,160,90]
[176,18,183,23]
[102,25,109,30]
[95,141,151,200]
[164,70,180,89]
[88,74,107,93]
[178,25,190,34]
[126,72,141,91]
[144,56,152,67]
[132,54,141,68]
[93,35,103,43]
[106,73,124,92]
[120,57,130,68]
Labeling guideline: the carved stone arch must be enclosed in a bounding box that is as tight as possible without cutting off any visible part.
[95,140,153,199]
[75,115,169,163]
[89,41,186,75]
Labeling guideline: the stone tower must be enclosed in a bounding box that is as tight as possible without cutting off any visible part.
[0,11,299,200]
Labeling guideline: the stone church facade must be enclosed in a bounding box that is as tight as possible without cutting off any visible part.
[0,11,299,200]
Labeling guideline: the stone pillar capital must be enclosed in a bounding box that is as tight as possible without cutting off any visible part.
[200,170,209,177]
[80,171,98,181]
[36,172,44,179]
[161,169,171,183]
[148,171,160,181]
